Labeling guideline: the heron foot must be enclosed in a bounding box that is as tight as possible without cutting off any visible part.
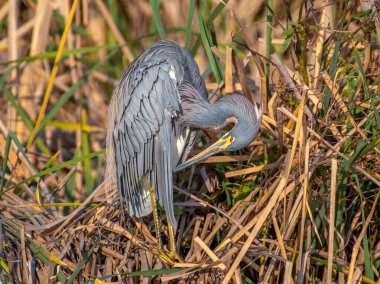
[152,246,183,266]
[167,249,183,263]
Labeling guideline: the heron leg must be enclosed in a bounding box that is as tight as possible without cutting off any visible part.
[166,217,183,262]
[147,183,162,251]
[144,178,181,264]
[167,217,176,258]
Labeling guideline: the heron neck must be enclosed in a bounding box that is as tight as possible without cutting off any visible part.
[181,92,261,151]
[184,100,237,130]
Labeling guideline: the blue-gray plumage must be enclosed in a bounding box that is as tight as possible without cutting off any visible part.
[106,40,262,230]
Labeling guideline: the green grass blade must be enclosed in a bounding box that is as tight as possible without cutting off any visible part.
[42,81,83,127]
[329,30,343,78]
[199,0,209,17]
[353,48,380,131]
[198,16,222,83]
[362,224,374,279]
[0,65,49,153]
[83,268,183,283]
[335,176,347,249]
[53,10,91,38]
[265,0,273,111]
[64,147,79,215]
[3,88,49,154]
[370,96,380,131]
[0,64,18,85]
[65,170,76,204]
[39,202,90,207]
[222,181,232,207]
[354,175,375,280]
[323,2,347,110]
[124,268,183,277]
[7,132,28,162]
[4,132,42,189]
[2,88,33,131]
[67,242,97,284]
[343,133,380,170]
[354,49,369,89]
[0,134,11,192]
[81,113,93,195]
[185,0,196,49]
[149,0,166,39]
[209,0,229,21]
[3,44,117,65]
[191,0,229,55]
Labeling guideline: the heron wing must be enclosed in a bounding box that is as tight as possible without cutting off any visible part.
[112,59,180,225]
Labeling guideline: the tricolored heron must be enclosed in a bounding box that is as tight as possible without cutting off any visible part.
[106,40,262,261]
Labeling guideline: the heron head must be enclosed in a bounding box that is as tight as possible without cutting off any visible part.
[174,94,262,172]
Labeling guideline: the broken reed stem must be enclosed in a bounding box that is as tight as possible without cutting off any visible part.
[327,158,337,284]
[271,209,287,260]
[193,236,226,270]
[20,225,29,284]
[225,46,233,93]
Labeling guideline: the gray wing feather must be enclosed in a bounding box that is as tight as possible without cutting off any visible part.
[111,59,179,225]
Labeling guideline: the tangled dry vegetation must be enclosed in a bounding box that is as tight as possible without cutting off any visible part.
[0,0,380,283]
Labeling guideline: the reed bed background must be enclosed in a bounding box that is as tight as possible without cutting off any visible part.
[0,0,379,283]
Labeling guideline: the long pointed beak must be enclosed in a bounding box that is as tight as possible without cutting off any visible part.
[174,135,233,172]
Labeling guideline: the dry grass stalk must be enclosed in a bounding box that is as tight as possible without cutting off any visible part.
[193,236,226,270]
[7,0,17,132]
[296,136,310,281]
